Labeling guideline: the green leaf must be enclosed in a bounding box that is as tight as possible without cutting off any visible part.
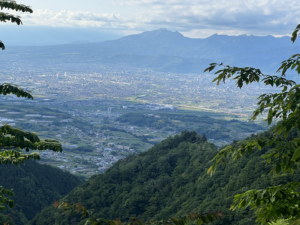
[239,199,246,208]
[268,116,273,125]
[276,164,281,174]
[197,218,203,225]
[292,147,300,161]
[258,140,265,149]
[237,79,243,88]
[256,199,260,207]
[270,196,275,203]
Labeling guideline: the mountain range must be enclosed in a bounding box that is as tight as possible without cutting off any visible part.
[1,28,299,74]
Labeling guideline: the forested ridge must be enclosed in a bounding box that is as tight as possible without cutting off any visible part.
[0,161,82,225]
[30,128,300,225]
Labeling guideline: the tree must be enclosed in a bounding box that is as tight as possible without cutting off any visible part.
[0,0,62,212]
[205,25,300,224]
[54,201,224,225]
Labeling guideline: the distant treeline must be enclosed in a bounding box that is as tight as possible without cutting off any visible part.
[116,113,171,129]
[115,112,264,140]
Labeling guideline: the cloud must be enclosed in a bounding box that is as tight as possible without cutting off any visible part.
[21,10,127,28]
[19,0,300,37]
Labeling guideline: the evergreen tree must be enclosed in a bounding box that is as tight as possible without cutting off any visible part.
[0,0,62,212]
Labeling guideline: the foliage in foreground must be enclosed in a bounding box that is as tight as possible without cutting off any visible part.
[54,201,223,225]
[268,219,290,225]
[205,24,300,224]
[0,1,63,222]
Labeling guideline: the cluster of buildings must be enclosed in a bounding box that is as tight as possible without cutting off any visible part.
[0,63,278,178]
[40,148,127,175]
[0,63,273,116]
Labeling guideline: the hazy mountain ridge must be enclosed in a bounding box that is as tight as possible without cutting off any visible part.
[0,28,298,73]
[98,29,292,57]
[0,26,121,46]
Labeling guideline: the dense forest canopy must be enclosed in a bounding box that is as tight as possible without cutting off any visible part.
[0,161,82,225]
[30,129,300,225]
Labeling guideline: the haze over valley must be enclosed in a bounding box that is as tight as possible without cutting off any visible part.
[1,0,300,224]
[0,29,296,179]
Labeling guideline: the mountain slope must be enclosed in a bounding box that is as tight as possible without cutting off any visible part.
[98,29,292,58]
[0,160,82,225]
[30,129,300,225]
[0,29,297,74]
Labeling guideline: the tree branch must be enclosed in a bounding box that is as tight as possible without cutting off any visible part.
[0,186,14,211]
[0,83,33,99]
[0,0,32,13]
[0,40,4,50]
[0,150,40,165]
[0,12,22,24]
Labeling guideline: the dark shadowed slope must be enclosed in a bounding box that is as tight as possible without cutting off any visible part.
[0,160,82,225]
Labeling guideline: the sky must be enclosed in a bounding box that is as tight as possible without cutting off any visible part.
[3,0,300,38]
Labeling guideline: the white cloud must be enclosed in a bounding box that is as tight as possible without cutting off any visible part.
[18,0,300,38]
[21,10,127,28]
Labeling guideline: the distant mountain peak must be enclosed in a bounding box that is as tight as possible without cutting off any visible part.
[119,28,185,42]
[154,28,180,34]
[157,28,168,31]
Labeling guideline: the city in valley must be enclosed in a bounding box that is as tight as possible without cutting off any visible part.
[0,63,275,180]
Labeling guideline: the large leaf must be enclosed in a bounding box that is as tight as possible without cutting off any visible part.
[292,147,300,161]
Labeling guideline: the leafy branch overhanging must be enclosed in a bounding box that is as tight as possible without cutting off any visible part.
[205,24,300,224]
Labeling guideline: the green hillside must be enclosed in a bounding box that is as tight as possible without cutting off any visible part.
[29,129,300,225]
[29,131,211,224]
[0,161,82,225]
